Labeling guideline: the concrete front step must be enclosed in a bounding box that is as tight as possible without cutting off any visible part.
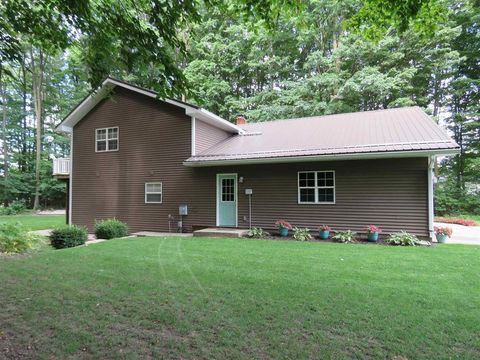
[193,228,249,238]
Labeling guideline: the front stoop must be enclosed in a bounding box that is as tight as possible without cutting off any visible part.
[193,228,249,238]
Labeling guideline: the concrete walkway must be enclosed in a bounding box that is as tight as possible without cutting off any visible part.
[434,222,480,245]
[132,231,192,237]
[34,210,66,215]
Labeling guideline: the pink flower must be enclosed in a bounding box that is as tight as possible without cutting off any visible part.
[365,225,382,234]
[275,219,292,230]
[434,226,453,237]
[318,225,332,231]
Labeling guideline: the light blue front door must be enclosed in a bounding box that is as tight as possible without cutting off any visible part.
[217,174,237,227]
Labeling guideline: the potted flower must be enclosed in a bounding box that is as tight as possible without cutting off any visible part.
[434,226,452,243]
[318,225,332,240]
[365,225,382,242]
[275,219,292,237]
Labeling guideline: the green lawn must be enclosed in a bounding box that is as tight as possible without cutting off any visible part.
[1,237,479,359]
[0,214,65,230]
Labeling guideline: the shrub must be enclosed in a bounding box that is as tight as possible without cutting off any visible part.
[293,227,312,241]
[50,225,88,249]
[274,219,292,230]
[0,222,39,253]
[332,230,356,243]
[247,227,270,238]
[385,231,418,246]
[434,217,477,226]
[94,218,129,239]
[365,225,382,234]
[434,226,453,237]
[0,200,27,215]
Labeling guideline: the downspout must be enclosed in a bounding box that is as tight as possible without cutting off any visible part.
[191,116,196,156]
[68,133,73,225]
[428,156,435,240]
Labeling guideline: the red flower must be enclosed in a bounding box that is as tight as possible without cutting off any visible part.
[434,217,477,226]
[318,225,332,231]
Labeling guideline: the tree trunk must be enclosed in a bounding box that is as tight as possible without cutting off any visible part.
[31,47,44,210]
[21,56,28,172]
[0,68,9,206]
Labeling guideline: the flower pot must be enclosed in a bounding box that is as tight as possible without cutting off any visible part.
[279,227,289,237]
[436,234,448,243]
[367,232,379,242]
[319,230,330,240]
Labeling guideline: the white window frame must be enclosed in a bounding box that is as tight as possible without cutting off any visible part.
[298,170,335,204]
[145,182,163,204]
[95,127,119,152]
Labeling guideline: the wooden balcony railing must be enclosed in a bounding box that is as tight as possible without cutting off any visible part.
[53,158,70,176]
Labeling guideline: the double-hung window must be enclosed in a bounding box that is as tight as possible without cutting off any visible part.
[145,182,162,203]
[298,171,335,204]
[96,127,118,152]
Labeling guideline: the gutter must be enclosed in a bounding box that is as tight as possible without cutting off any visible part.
[183,148,460,167]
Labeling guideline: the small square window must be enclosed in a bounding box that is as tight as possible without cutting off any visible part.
[96,127,118,152]
[145,182,162,203]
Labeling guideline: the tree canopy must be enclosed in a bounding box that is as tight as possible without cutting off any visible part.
[0,0,478,215]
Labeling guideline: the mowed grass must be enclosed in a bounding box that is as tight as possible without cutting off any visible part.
[0,214,65,230]
[1,237,479,359]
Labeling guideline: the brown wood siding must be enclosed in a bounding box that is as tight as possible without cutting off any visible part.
[195,119,231,154]
[192,157,429,237]
[72,86,199,232]
[72,87,428,236]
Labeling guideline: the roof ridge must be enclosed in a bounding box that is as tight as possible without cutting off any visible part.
[241,106,422,126]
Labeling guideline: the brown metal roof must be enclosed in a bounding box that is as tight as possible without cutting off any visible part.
[185,107,459,165]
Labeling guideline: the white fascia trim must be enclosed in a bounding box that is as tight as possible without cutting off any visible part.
[102,79,198,113]
[57,78,198,132]
[186,108,244,134]
[57,77,239,135]
[183,148,460,167]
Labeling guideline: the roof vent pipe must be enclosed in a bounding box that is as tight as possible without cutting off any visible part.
[236,115,247,125]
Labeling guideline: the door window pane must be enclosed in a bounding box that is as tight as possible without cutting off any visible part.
[221,178,235,202]
[300,188,315,202]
